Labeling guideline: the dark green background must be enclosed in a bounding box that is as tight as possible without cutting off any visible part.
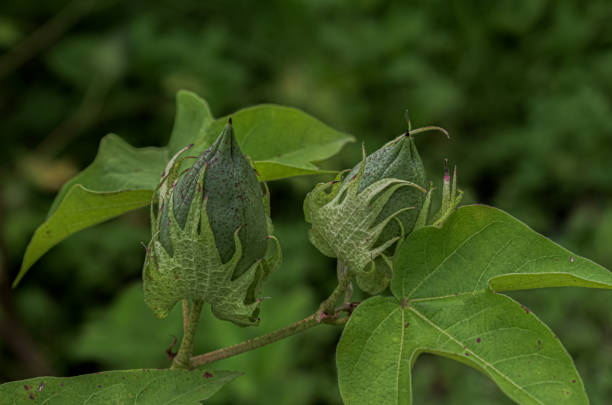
[1,0,611,403]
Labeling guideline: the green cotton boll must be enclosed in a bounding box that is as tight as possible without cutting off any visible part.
[160,120,268,279]
[344,134,426,240]
[145,120,281,325]
[304,133,428,295]
[345,135,425,294]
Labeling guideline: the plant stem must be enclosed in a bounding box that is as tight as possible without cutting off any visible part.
[181,299,190,333]
[316,270,353,321]
[336,260,353,305]
[191,313,320,368]
[188,269,357,368]
[171,299,203,370]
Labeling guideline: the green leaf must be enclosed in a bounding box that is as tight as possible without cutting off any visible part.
[16,91,353,286]
[167,90,214,156]
[338,293,588,405]
[0,368,240,404]
[393,204,612,298]
[13,135,167,287]
[194,103,354,181]
[47,135,168,217]
[336,205,612,405]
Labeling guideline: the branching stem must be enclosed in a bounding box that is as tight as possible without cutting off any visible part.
[316,270,354,321]
[171,299,203,370]
[191,313,320,368]
[190,302,357,368]
[189,269,359,368]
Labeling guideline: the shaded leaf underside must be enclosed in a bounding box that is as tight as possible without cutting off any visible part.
[337,205,612,405]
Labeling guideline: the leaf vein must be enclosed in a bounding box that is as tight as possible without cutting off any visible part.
[349,307,402,379]
[406,221,504,298]
[472,237,520,294]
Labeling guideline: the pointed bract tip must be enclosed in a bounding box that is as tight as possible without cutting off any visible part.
[228,117,233,125]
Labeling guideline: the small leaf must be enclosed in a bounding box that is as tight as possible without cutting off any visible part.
[0,368,241,404]
[196,104,354,181]
[47,135,168,217]
[167,90,214,156]
[336,205,612,404]
[14,135,167,287]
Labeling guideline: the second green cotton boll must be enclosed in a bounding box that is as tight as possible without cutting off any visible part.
[304,133,427,295]
[344,133,425,245]
[344,134,425,293]
[144,120,281,326]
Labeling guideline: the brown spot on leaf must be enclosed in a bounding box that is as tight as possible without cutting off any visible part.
[204,372,213,379]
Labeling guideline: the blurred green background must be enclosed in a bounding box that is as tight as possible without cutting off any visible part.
[1,0,611,403]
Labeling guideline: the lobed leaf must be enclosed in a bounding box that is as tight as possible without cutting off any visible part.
[337,293,588,405]
[0,368,240,404]
[336,205,612,405]
[16,91,353,286]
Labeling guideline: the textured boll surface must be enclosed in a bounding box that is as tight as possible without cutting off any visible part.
[160,123,268,278]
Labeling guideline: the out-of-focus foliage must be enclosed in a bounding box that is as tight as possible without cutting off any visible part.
[1,0,611,403]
